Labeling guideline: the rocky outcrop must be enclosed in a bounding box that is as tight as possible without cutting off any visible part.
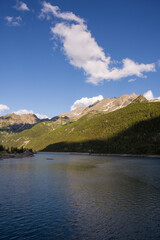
[0,150,34,160]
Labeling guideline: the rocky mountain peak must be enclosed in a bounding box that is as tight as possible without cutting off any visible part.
[132,95,148,103]
[1,113,39,124]
[0,113,40,133]
[56,93,139,121]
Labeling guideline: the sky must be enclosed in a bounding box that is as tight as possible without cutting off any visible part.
[0,0,160,118]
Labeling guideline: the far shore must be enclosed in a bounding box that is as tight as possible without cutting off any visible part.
[38,151,160,159]
[1,151,159,160]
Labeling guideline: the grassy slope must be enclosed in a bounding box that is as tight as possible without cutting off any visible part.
[27,102,160,154]
[0,119,70,148]
[1,102,160,154]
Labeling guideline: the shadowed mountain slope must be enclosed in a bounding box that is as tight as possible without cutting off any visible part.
[43,116,160,155]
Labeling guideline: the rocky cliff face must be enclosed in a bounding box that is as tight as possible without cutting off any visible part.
[0,113,40,133]
[59,93,139,121]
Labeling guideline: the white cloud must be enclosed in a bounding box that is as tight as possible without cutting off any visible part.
[71,95,104,111]
[0,104,10,115]
[35,113,49,119]
[51,23,110,85]
[40,1,83,24]
[14,109,34,115]
[128,78,136,83]
[143,90,160,100]
[5,16,22,26]
[40,2,156,85]
[14,1,30,11]
[105,58,155,81]
[14,109,49,119]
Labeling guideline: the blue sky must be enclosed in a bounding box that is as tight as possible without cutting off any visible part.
[0,0,160,118]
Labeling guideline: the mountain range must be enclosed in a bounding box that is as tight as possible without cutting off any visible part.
[0,93,160,155]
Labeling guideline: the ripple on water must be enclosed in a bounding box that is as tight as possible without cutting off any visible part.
[0,154,160,239]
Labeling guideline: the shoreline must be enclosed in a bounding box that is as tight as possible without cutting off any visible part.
[38,151,160,159]
[0,151,34,160]
[1,151,160,159]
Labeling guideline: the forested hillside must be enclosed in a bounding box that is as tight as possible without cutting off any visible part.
[1,102,160,155]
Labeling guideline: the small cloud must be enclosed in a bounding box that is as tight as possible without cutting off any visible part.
[14,1,30,11]
[71,95,104,111]
[14,109,34,115]
[0,104,10,115]
[143,90,160,100]
[128,78,136,83]
[40,1,84,24]
[14,109,49,119]
[5,16,22,26]
[35,113,49,119]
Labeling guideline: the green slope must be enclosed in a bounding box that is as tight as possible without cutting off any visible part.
[26,102,160,154]
[1,102,160,154]
[0,118,70,149]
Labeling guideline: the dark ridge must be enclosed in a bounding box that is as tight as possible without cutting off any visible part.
[51,116,60,122]
[51,116,69,122]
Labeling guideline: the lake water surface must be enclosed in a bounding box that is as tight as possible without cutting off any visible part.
[0,153,160,240]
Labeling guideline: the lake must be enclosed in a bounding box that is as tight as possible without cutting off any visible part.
[0,153,160,239]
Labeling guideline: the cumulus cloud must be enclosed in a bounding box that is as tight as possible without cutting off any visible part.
[40,2,156,85]
[144,90,154,100]
[0,104,10,115]
[14,109,49,119]
[71,95,104,111]
[5,16,22,26]
[14,1,30,11]
[143,90,160,100]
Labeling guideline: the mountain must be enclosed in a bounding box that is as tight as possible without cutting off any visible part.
[0,99,160,155]
[28,102,160,154]
[132,94,148,103]
[0,113,41,133]
[0,93,141,133]
[58,93,139,121]
[0,116,71,148]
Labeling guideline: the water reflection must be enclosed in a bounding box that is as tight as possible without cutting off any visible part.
[52,156,160,239]
[0,154,160,239]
